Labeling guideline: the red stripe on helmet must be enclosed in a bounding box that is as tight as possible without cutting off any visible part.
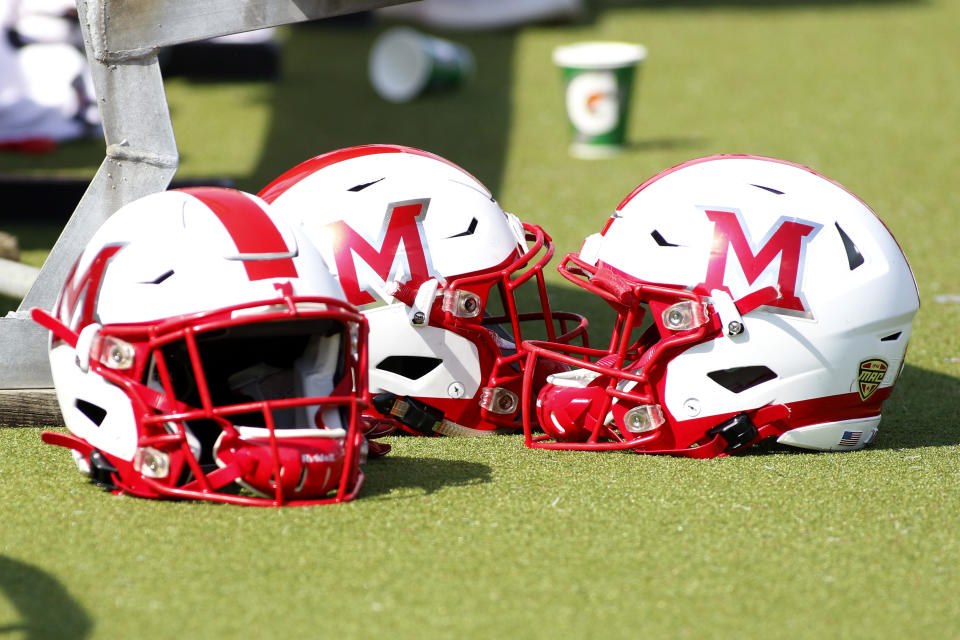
[257,144,486,203]
[614,154,864,212]
[183,187,298,281]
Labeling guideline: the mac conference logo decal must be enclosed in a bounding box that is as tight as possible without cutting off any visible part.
[857,358,889,401]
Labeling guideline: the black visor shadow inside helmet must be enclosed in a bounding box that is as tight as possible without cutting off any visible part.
[144,317,347,465]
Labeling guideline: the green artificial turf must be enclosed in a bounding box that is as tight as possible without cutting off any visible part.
[3,1,960,638]
[2,429,960,639]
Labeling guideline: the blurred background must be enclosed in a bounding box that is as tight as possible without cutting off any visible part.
[1,0,957,353]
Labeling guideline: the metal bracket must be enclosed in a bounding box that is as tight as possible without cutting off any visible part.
[0,0,409,391]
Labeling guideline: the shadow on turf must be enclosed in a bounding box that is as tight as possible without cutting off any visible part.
[0,11,518,215]
[360,455,492,499]
[0,556,92,639]
[244,20,517,195]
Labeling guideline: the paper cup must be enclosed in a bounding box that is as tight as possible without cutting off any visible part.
[369,27,474,103]
[553,41,647,159]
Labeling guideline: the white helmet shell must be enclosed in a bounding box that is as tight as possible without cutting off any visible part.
[523,155,919,456]
[38,187,370,505]
[261,145,587,435]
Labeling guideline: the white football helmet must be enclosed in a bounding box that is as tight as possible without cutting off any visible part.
[33,187,371,505]
[521,155,919,457]
[260,144,587,436]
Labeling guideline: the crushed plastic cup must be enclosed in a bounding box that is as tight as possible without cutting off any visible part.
[369,27,474,103]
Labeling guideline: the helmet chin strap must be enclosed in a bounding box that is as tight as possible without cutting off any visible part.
[733,285,780,315]
[646,404,791,458]
[372,392,443,435]
[711,285,780,337]
[385,278,444,327]
[370,391,500,437]
[432,419,498,437]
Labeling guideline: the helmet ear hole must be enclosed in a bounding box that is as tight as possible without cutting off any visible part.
[375,355,443,381]
[706,366,777,394]
[75,399,107,427]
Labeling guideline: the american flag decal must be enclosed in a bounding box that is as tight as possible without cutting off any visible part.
[839,430,862,447]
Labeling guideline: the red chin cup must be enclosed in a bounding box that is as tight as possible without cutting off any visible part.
[529,357,570,395]
[536,382,610,443]
[214,432,346,500]
[360,417,396,458]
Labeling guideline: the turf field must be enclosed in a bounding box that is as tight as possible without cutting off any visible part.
[2,1,960,637]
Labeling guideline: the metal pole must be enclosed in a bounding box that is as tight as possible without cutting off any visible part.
[0,0,409,390]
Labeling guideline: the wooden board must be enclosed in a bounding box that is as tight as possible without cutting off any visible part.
[0,390,63,428]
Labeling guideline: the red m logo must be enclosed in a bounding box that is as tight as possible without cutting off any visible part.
[699,208,819,316]
[325,200,433,306]
[56,244,125,333]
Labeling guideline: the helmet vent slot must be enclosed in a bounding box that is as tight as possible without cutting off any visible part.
[751,184,785,195]
[835,223,865,270]
[149,269,174,284]
[448,217,478,238]
[376,355,443,380]
[651,230,679,247]
[880,331,902,342]
[707,366,777,393]
[76,399,107,426]
[348,177,384,192]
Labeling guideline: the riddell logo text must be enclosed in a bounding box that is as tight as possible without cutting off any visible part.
[324,200,433,306]
[301,452,338,464]
[698,208,820,316]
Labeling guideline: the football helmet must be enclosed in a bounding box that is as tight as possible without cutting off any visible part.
[33,187,371,506]
[260,144,587,436]
[521,155,919,457]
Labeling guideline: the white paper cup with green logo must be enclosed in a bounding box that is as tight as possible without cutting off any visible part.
[553,42,647,159]
[369,27,474,103]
